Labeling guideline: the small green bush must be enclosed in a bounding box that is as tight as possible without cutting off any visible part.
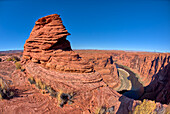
[6,58,12,61]
[12,56,20,61]
[15,62,21,69]
[6,56,20,62]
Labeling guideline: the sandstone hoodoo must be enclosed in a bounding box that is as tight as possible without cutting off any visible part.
[23,14,93,73]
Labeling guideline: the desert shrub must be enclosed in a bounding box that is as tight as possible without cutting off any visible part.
[6,56,20,62]
[58,92,71,107]
[12,56,20,62]
[0,58,2,62]
[56,90,74,107]
[0,78,14,99]
[95,106,107,114]
[15,62,21,69]
[28,77,36,84]
[95,106,114,114]
[35,80,41,89]
[133,99,156,114]
[27,77,74,107]
[6,57,12,61]
[0,78,8,90]
[28,77,47,91]
[46,86,54,93]
[35,80,46,90]
[57,90,63,107]
[28,78,57,96]
[50,91,58,97]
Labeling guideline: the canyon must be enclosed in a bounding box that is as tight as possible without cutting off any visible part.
[0,14,169,114]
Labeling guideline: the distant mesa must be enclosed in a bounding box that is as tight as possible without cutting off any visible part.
[22,14,93,73]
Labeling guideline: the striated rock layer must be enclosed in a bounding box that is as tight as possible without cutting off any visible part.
[0,54,168,113]
[111,52,170,86]
[76,50,170,104]
[76,50,170,86]
[22,14,93,73]
[140,63,170,104]
[0,60,144,114]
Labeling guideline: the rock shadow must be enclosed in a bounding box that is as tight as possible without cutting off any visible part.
[116,96,134,114]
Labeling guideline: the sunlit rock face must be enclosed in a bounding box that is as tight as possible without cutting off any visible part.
[22,14,93,73]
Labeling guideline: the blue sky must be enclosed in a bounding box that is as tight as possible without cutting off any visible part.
[0,0,169,52]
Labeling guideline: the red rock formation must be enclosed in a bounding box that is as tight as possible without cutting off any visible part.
[81,54,121,89]
[110,52,170,86]
[22,14,93,73]
[76,50,170,104]
[23,61,140,113]
[76,50,170,86]
[0,51,169,113]
[140,63,170,104]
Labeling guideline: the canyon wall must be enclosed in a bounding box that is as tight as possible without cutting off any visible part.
[111,52,170,85]
[77,50,170,86]
[140,63,170,104]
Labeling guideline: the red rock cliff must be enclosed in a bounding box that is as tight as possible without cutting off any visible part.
[22,14,93,73]
[110,52,170,85]
[140,63,170,104]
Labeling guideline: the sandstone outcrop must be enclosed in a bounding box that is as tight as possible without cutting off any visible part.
[83,55,121,89]
[22,14,93,73]
[110,52,170,86]
[0,51,169,113]
[140,63,170,104]
[77,50,170,86]
[76,50,170,104]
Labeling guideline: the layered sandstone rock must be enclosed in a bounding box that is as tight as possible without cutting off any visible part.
[82,54,121,89]
[0,51,169,113]
[22,14,93,73]
[76,50,170,104]
[23,62,142,113]
[110,52,170,86]
[76,50,170,86]
[140,63,170,104]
